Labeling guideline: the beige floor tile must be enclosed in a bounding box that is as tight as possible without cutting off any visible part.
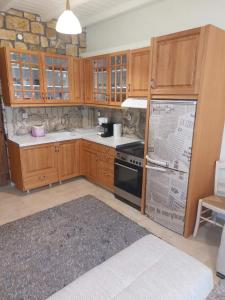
[0,177,222,283]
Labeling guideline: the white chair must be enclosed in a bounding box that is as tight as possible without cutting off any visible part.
[193,161,225,237]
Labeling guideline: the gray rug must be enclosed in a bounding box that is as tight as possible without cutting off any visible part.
[0,195,148,300]
[207,280,225,299]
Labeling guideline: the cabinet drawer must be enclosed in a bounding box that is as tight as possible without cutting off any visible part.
[23,172,58,191]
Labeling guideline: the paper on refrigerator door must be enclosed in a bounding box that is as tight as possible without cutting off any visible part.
[148,102,196,173]
[145,167,189,234]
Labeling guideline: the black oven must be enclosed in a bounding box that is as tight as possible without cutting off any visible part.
[114,142,144,208]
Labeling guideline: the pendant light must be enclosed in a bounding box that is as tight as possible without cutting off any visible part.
[56,0,82,34]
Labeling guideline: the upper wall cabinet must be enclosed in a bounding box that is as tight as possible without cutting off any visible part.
[150,27,204,96]
[128,47,150,97]
[92,55,109,105]
[109,51,129,106]
[0,48,75,106]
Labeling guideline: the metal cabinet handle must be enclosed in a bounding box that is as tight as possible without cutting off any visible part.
[115,162,138,172]
[146,155,168,167]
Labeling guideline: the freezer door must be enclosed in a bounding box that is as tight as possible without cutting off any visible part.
[148,100,196,173]
[145,164,189,234]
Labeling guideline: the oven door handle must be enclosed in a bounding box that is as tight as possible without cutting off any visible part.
[115,162,138,172]
[145,165,167,172]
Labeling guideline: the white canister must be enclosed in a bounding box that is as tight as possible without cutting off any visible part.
[113,123,122,138]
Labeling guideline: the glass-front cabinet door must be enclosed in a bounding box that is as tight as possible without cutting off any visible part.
[109,52,128,106]
[92,56,109,104]
[9,50,43,103]
[43,54,73,103]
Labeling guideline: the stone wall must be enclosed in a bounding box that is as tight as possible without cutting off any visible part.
[3,106,146,139]
[0,8,86,56]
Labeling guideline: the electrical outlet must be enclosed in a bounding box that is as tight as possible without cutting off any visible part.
[22,112,28,119]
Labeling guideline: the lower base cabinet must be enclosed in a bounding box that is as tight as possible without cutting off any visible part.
[8,139,115,192]
[8,140,80,191]
[80,140,115,191]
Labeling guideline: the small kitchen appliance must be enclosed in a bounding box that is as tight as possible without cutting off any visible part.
[114,141,144,208]
[31,125,45,137]
[113,123,122,138]
[99,123,114,137]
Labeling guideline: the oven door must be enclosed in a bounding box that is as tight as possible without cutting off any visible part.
[114,158,143,198]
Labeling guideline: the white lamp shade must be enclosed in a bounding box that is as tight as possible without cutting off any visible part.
[56,10,82,34]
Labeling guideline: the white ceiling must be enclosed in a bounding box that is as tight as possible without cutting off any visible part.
[0,0,157,27]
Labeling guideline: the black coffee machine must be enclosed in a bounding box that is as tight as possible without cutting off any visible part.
[100,123,114,137]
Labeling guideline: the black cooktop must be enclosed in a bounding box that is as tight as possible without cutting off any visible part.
[116,141,145,158]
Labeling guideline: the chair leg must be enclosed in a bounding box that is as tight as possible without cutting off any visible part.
[193,200,202,237]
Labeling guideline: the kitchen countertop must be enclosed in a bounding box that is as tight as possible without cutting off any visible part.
[8,129,141,148]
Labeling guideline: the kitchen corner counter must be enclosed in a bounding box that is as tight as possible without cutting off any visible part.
[8,129,141,148]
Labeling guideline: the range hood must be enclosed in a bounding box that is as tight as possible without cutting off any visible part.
[121,98,148,109]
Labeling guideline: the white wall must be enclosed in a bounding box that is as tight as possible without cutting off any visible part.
[85,0,225,56]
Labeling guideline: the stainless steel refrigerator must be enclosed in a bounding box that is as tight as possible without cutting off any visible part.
[145,100,197,234]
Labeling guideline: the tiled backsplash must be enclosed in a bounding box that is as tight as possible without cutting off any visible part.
[3,106,146,139]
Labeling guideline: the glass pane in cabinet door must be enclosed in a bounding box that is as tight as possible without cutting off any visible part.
[10,52,19,62]
[116,68,121,93]
[63,93,69,100]
[32,68,40,87]
[111,67,115,89]
[24,91,32,99]
[55,70,62,87]
[12,63,21,87]
[46,68,53,88]
[62,71,68,87]
[31,55,39,64]
[111,56,115,66]
[22,64,31,88]
[122,55,127,64]
[21,53,30,63]
[122,67,126,93]
[14,91,23,99]
[55,87,63,100]
[34,92,41,100]
[116,56,121,65]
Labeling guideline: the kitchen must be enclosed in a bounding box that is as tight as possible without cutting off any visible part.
[0,1,225,299]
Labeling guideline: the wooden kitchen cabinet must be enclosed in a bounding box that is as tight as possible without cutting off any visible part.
[8,141,59,191]
[80,140,115,191]
[73,57,84,103]
[128,47,150,97]
[58,140,80,181]
[84,58,94,104]
[0,48,75,106]
[150,27,204,96]
[8,139,81,191]
[109,51,129,106]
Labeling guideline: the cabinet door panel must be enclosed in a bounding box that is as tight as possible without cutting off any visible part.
[84,58,94,104]
[151,28,203,95]
[43,54,73,103]
[73,58,84,103]
[20,144,58,181]
[128,48,150,97]
[8,49,44,104]
[58,141,80,180]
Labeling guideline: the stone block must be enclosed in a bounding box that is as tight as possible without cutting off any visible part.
[0,40,13,48]
[24,32,39,45]
[58,32,71,43]
[79,32,86,47]
[7,9,23,17]
[41,36,48,48]
[24,12,36,21]
[31,22,44,34]
[47,19,56,29]
[66,44,78,56]
[0,29,16,40]
[46,28,56,40]
[28,44,42,51]
[0,15,4,28]
[6,15,29,32]
[15,42,28,50]
[47,47,56,53]
[72,35,78,45]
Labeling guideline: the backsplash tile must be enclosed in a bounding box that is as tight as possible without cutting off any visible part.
[4,106,146,139]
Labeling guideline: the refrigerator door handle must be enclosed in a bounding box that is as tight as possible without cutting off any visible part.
[146,155,169,167]
[145,165,167,172]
